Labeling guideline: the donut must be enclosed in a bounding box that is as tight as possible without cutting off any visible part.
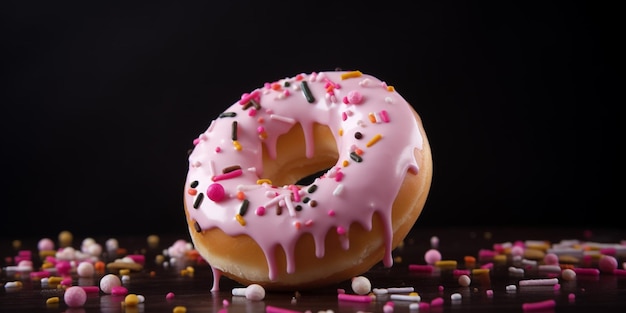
[184,70,433,290]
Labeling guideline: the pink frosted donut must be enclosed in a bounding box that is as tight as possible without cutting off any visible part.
[184,70,433,290]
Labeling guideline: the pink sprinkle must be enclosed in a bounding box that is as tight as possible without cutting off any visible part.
[419,302,430,310]
[222,299,230,307]
[215,147,221,153]
[207,183,226,202]
[257,126,265,133]
[522,299,556,311]
[212,169,243,182]
[127,254,145,264]
[408,264,434,273]
[337,293,372,303]
[166,292,175,300]
[56,261,71,275]
[481,262,494,269]
[438,285,444,292]
[486,289,494,297]
[341,112,347,121]
[335,171,344,182]
[289,185,301,202]
[478,249,496,261]
[327,210,335,216]
[266,305,302,313]
[568,293,576,302]
[60,278,72,286]
[30,271,51,279]
[573,267,600,276]
[111,286,128,296]
[337,288,346,294]
[380,110,390,122]
[599,255,618,273]
[193,138,200,145]
[453,269,471,276]
[553,284,561,291]
[239,90,260,105]
[255,206,266,216]
[430,297,444,306]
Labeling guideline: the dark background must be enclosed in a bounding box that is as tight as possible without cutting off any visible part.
[1,1,620,239]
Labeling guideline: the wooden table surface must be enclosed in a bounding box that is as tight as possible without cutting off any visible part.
[2,226,625,312]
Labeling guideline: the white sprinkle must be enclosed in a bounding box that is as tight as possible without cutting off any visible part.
[450,293,462,301]
[270,114,296,125]
[390,294,421,302]
[506,284,517,292]
[519,278,559,286]
[387,287,415,294]
[508,266,524,275]
[333,184,344,196]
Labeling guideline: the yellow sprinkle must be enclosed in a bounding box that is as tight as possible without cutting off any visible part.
[409,292,419,296]
[119,269,130,276]
[472,268,490,276]
[125,294,139,306]
[180,269,188,276]
[258,132,267,140]
[386,85,395,91]
[366,134,382,147]
[256,179,272,185]
[173,306,188,313]
[340,70,363,80]
[368,112,376,123]
[493,254,508,264]
[185,266,194,273]
[48,276,62,284]
[233,140,242,151]
[235,214,246,226]
[46,297,60,304]
[338,128,343,136]
[342,160,349,167]
[41,261,55,269]
[435,260,458,270]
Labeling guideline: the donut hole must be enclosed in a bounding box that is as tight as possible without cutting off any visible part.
[262,123,339,187]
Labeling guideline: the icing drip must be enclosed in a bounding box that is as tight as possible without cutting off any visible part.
[185,71,423,281]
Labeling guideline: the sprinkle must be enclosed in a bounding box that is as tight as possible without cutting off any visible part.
[340,71,363,80]
[207,183,226,202]
[380,110,390,122]
[255,206,266,216]
[236,191,245,200]
[354,132,363,139]
[338,128,343,136]
[519,278,559,286]
[368,112,376,123]
[366,134,382,147]
[238,199,250,216]
[212,169,243,181]
[522,299,556,311]
[342,160,349,167]
[337,293,372,303]
[233,140,242,151]
[336,226,346,235]
[193,193,204,209]
[289,185,301,202]
[270,114,296,125]
[239,90,260,105]
[300,81,315,103]
[46,297,60,304]
[190,180,199,188]
[390,294,421,302]
[307,184,318,193]
[386,86,395,91]
[235,214,246,226]
[231,121,238,140]
[256,179,272,185]
[408,264,434,273]
[350,152,363,162]
[219,112,237,118]
[333,184,344,196]
[265,305,302,313]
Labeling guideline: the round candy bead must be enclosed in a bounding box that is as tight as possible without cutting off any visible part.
[207,183,226,202]
[424,249,442,265]
[77,262,95,277]
[100,274,122,294]
[561,268,576,281]
[38,238,55,251]
[458,274,471,287]
[543,253,559,265]
[351,276,371,295]
[64,286,87,307]
[599,255,618,273]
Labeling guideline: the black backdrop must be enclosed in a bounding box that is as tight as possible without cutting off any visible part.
[1,1,620,238]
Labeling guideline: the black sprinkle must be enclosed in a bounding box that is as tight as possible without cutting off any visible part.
[301,81,315,103]
[219,112,237,118]
[284,81,291,87]
[295,205,302,211]
[350,152,363,163]
[190,180,199,188]
[354,132,363,139]
[302,197,310,203]
[239,199,250,216]
[242,101,253,110]
[194,221,202,233]
[307,184,318,193]
[231,121,238,141]
[193,193,204,209]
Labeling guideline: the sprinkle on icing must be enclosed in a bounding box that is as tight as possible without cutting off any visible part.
[185,71,424,281]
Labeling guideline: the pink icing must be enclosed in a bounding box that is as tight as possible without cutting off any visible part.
[184,70,425,282]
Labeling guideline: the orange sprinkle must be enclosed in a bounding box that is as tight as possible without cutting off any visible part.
[368,113,376,123]
[187,188,197,196]
[354,148,364,156]
[256,179,272,185]
[295,74,304,81]
[342,160,349,167]
[149,271,156,277]
[258,132,267,140]
[294,222,301,230]
[366,134,382,147]
[236,191,245,200]
[338,128,343,136]
[271,83,281,90]
[340,70,363,80]
[386,86,395,91]
[116,248,128,255]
